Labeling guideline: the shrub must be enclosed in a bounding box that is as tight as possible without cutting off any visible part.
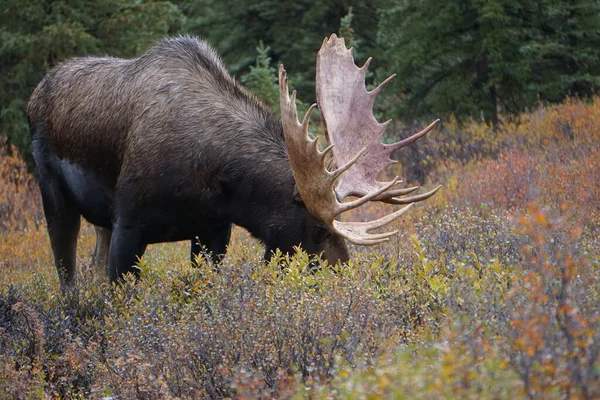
[1,98,598,398]
[0,138,42,232]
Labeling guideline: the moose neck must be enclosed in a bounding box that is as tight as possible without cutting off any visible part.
[222,103,300,244]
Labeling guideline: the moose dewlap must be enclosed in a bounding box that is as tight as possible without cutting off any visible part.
[28,34,439,290]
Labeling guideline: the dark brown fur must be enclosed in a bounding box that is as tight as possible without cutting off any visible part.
[28,36,348,289]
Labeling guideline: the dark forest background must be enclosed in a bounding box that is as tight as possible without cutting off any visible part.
[2,0,600,161]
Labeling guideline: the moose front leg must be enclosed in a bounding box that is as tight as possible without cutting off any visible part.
[91,226,112,274]
[108,222,147,283]
[191,223,232,266]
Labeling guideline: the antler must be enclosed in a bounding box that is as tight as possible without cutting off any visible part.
[279,65,413,245]
[316,34,441,204]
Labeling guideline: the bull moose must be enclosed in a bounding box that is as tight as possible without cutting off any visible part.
[28,34,439,290]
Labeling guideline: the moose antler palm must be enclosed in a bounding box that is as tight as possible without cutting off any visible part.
[279,34,440,245]
[316,34,441,204]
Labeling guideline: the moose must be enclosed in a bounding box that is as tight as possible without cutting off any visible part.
[28,34,439,290]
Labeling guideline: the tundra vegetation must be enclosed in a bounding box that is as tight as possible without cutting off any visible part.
[1,96,598,397]
[1,1,600,399]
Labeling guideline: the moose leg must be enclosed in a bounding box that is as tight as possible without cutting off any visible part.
[91,226,112,274]
[108,223,147,283]
[263,231,299,263]
[191,223,232,266]
[38,175,81,290]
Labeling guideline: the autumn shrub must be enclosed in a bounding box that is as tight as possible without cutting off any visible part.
[414,206,523,268]
[507,97,600,149]
[401,96,597,176]
[307,329,522,399]
[0,138,42,232]
[385,109,528,185]
[506,206,599,399]
[436,144,600,231]
[90,251,441,398]
[1,205,597,398]
[412,97,600,235]
[307,206,598,400]
[1,248,440,397]
[0,287,46,399]
[0,267,113,398]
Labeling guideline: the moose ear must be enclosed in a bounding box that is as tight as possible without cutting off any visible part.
[292,185,304,205]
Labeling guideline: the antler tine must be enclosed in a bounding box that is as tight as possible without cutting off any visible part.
[279,63,344,224]
[335,223,399,245]
[326,157,335,171]
[330,147,367,181]
[366,182,441,203]
[320,144,334,167]
[380,185,442,205]
[338,176,399,213]
[333,204,414,245]
[385,119,440,152]
[370,73,396,96]
[379,185,420,197]
[301,103,316,129]
[341,184,423,201]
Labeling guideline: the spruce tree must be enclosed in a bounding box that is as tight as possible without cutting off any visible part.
[172,0,385,102]
[0,0,183,159]
[377,0,600,125]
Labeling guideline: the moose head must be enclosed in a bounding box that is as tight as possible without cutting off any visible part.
[279,34,440,249]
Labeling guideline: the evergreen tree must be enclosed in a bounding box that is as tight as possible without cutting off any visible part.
[2,0,599,162]
[173,0,385,101]
[241,42,280,113]
[377,0,600,125]
[0,0,183,159]
[525,0,600,103]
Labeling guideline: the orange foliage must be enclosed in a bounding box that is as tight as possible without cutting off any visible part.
[429,97,600,230]
[0,138,43,232]
[508,206,598,398]
[507,97,600,147]
[0,139,51,275]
